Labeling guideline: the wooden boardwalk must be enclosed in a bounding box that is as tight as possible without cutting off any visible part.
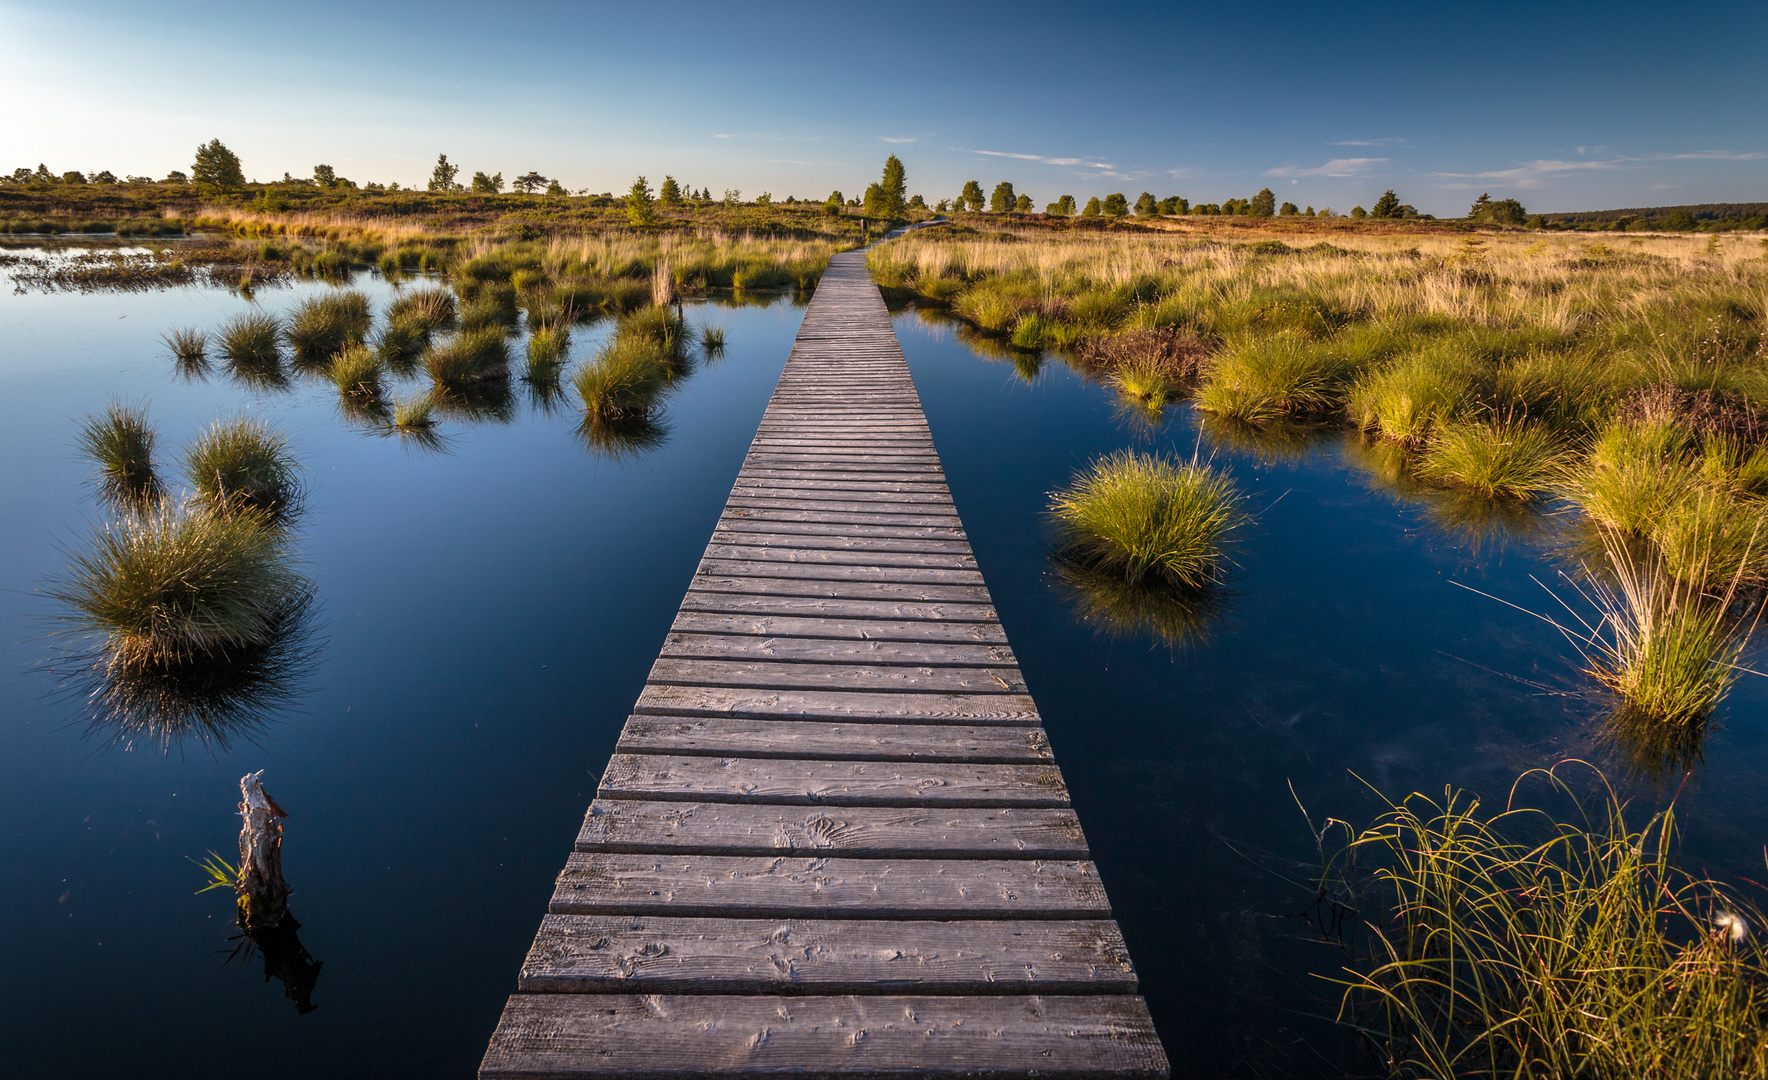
[480,251,1169,1079]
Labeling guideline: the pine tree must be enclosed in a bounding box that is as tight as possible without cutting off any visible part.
[313,164,338,188]
[1046,195,1077,216]
[1015,194,1032,212]
[1251,187,1277,217]
[989,181,1016,212]
[191,139,245,194]
[514,171,549,194]
[659,176,683,205]
[1278,201,1298,216]
[1081,196,1103,218]
[627,176,657,226]
[1102,193,1129,217]
[470,171,503,194]
[428,154,459,193]
[862,182,889,218]
[1370,189,1403,219]
[824,190,844,217]
[960,180,985,213]
[880,155,908,217]
[1134,192,1158,217]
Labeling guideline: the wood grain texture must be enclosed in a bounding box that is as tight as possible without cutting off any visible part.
[518,915,1133,993]
[615,715,1048,762]
[644,657,1027,694]
[549,853,1112,919]
[633,684,1040,725]
[667,612,1007,643]
[480,993,1168,1078]
[596,754,1068,808]
[575,800,1087,858]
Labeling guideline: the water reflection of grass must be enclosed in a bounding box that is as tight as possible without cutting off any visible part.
[576,412,670,461]
[1052,557,1232,650]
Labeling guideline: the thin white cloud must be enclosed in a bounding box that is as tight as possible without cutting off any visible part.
[1331,137,1406,147]
[1166,166,1199,180]
[958,148,1117,170]
[1431,158,1627,189]
[1265,157,1387,178]
[1654,150,1765,161]
[878,136,917,144]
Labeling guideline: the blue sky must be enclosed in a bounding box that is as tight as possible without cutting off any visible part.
[3,1,1763,216]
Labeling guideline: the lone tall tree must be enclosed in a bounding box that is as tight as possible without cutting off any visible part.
[1134,192,1159,217]
[959,180,985,213]
[879,156,908,218]
[1250,187,1277,217]
[428,154,459,193]
[626,176,657,227]
[989,181,1016,212]
[191,139,244,195]
[1371,189,1404,219]
[659,176,683,206]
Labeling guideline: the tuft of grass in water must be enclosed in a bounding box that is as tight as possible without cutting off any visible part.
[386,287,456,330]
[328,345,383,399]
[573,337,669,421]
[616,304,694,358]
[1651,488,1767,589]
[1049,450,1247,588]
[1010,314,1048,351]
[524,325,570,383]
[164,327,207,367]
[1111,354,1183,409]
[1195,332,1354,423]
[284,291,370,363]
[218,311,283,369]
[1348,345,1479,444]
[424,327,510,391]
[1417,418,1567,501]
[458,284,519,332]
[374,314,430,374]
[45,499,306,669]
[77,401,162,504]
[700,325,726,354]
[184,418,303,522]
[1318,764,1768,1080]
[392,391,438,430]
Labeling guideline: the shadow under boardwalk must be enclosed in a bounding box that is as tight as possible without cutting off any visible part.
[480,250,1169,1079]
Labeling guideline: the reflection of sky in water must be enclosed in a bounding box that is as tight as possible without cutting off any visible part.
[0,260,805,1076]
[895,311,1768,1078]
[2,257,1763,1077]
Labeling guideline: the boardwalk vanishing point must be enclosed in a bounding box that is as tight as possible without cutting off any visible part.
[480,248,1170,1078]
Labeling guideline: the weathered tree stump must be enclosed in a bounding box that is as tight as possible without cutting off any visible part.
[236,769,290,929]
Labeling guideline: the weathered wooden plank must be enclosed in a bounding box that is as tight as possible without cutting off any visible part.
[676,594,999,623]
[696,564,983,589]
[701,545,977,570]
[645,658,1027,694]
[721,507,965,528]
[481,993,1166,1079]
[550,853,1111,919]
[597,754,1065,808]
[518,915,1131,993]
[714,521,970,543]
[659,632,1015,668]
[669,611,1006,643]
[614,715,1046,762]
[633,685,1039,725]
[723,497,963,518]
[576,800,1083,858]
[687,575,992,603]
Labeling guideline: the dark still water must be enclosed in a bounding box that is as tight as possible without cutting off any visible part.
[1,261,1764,1078]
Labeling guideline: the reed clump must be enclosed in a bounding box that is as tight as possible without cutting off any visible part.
[1322,766,1768,1079]
[386,286,456,330]
[284,291,371,362]
[328,345,384,400]
[424,327,510,391]
[184,418,303,522]
[1049,451,1247,588]
[164,327,207,367]
[525,326,570,383]
[47,499,307,669]
[573,337,669,421]
[616,304,694,359]
[218,311,283,368]
[78,402,162,504]
[1417,419,1566,501]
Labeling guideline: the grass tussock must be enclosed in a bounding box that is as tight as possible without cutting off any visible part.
[184,417,302,522]
[524,325,570,383]
[616,304,694,359]
[1196,332,1356,423]
[424,327,510,391]
[386,286,456,330]
[218,311,282,368]
[573,337,670,421]
[1418,419,1567,501]
[328,345,383,399]
[78,401,162,504]
[46,499,307,669]
[1322,765,1768,1079]
[284,290,371,362]
[164,327,207,367]
[1049,450,1247,588]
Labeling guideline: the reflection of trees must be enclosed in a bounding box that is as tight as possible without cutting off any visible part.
[56,586,322,751]
[1051,556,1234,650]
